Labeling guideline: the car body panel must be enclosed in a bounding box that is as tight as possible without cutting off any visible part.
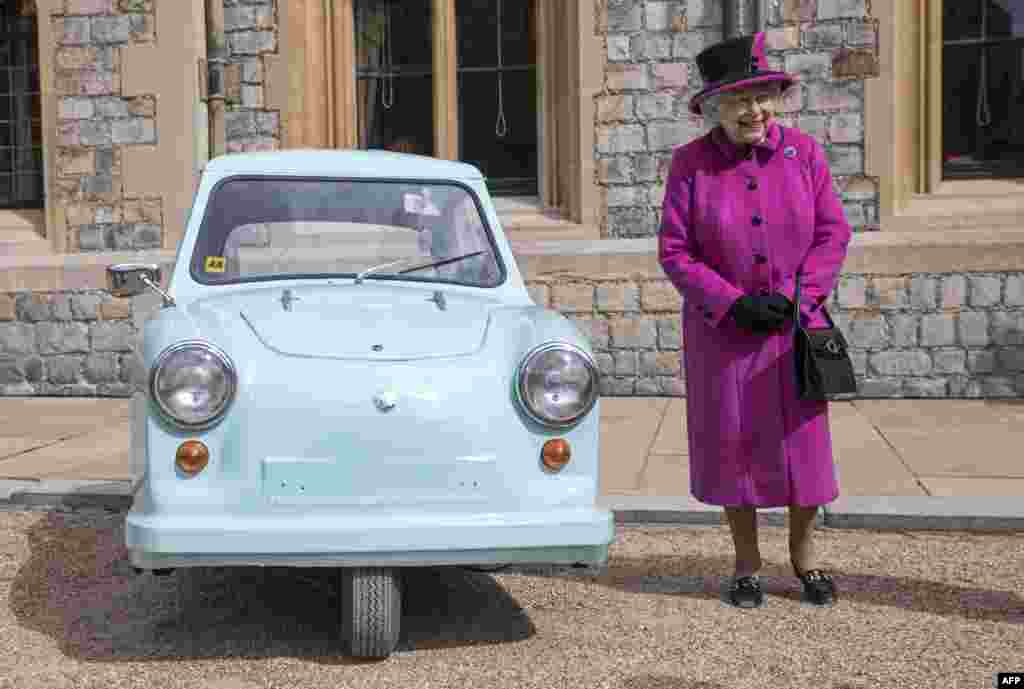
[127,150,612,569]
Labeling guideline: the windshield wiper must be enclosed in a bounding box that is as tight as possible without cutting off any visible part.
[396,251,485,274]
[354,258,413,284]
[352,251,485,285]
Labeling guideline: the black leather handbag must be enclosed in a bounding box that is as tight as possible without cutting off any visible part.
[793,274,858,401]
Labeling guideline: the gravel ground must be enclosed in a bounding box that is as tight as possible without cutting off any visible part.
[0,508,1021,689]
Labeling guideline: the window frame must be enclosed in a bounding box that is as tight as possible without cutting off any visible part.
[938,1,1024,181]
[268,0,601,229]
[867,0,1024,232]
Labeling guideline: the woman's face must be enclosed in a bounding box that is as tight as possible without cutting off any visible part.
[717,83,782,145]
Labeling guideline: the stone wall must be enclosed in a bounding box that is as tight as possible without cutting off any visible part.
[596,0,880,238]
[0,289,148,397]
[3,271,1022,398]
[52,0,162,252]
[221,0,280,153]
[526,271,1024,398]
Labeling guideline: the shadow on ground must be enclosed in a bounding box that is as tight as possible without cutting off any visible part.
[8,509,535,663]
[524,551,1024,625]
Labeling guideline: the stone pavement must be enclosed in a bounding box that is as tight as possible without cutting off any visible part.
[0,396,1021,529]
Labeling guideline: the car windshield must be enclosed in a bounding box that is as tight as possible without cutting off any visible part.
[190,178,503,287]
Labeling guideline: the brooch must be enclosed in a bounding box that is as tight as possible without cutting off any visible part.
[783,145,797,159]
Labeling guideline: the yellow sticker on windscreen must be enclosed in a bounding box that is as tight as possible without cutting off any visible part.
[205,256,226,272]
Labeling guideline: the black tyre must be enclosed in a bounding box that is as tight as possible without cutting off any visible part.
[339,567,402,658]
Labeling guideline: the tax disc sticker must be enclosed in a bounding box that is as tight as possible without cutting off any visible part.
[205,256,226,272]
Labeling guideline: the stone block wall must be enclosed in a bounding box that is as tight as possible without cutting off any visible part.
[221,0,280,153]
[596,0,880,238]
[527,271,1024,398]
[52,0,163,252]
[0,289,149,396]
[2,272,1023,398]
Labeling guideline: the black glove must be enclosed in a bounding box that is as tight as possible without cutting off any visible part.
[728,294,794,333]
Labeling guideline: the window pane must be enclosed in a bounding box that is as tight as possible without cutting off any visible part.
[356,75,435,155]
[14,173,40,203]
[988,0,1024,39]
[943,40,1024,178]
[457,0,535,68]
[354,0,434,155]
[945,1,982,41]
[458,68,538,195]
[457,0,496,68]
[355,0,432,74]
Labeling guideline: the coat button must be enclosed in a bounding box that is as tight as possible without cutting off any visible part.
[747,179,758,191]
[751,215,763,226]
[754,254,767,264]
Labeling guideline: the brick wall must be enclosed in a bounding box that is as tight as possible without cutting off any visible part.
[221,0,280,152]
[52,0,162,252]
[596,0,880,238]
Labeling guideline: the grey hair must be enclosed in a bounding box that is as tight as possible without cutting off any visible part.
[700,83,786,126]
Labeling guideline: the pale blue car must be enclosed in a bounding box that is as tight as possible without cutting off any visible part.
[107,150,614,658]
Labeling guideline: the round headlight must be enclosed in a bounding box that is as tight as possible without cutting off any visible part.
[516,342,598,428]
[150,341,237,430]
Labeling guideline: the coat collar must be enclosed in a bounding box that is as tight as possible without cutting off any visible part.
[709,121,782,163]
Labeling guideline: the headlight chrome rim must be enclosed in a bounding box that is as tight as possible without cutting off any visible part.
[148,340,237,431]
[515,341,599,429]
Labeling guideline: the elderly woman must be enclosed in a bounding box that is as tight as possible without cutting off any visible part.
[658,33,852,608]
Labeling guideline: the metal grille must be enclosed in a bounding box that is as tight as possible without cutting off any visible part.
[0,0,44,209]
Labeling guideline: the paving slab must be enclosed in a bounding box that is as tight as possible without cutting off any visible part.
[0,437,57,460]
[853,398,1024,427]
[650,399,688,455]
[599,396,669,419]
[636,452,690,497]
[851,399,1024,478]
[0,421,131,481]
[917,476,1024,497]
[828,402,926,496]
[598,400,668,494]
[0,397,130,444]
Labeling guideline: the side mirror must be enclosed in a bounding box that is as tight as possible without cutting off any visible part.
[106,263,175,306]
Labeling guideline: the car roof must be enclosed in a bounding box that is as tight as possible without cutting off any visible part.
[205,149,485,181]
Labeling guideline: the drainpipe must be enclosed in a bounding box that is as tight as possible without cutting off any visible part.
[724,0,762,38]
[205,0,227,159]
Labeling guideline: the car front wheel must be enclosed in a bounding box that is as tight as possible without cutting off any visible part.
[339,567,402,658]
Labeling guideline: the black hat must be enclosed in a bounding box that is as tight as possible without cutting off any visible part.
[689,32,797,115]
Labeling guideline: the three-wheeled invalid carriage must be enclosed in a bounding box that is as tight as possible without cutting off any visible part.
[110,150,613,658]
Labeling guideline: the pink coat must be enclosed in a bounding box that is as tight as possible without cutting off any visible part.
[657,123,852,508]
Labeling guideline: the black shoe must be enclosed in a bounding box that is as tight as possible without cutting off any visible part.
[794,568,836,606]
[727,575,764,608]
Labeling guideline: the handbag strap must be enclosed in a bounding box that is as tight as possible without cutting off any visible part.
[794,271,840,332]
[794,272,804,334]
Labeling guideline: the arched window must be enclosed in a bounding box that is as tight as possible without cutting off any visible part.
[0,0,43,209]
